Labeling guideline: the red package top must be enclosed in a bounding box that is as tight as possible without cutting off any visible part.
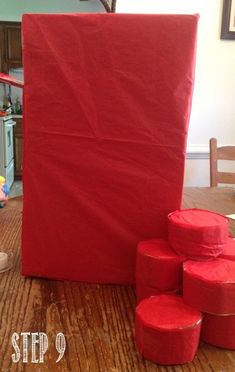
[201,313,235,350]
[0,73,24,88]
[220,236,235,261]
[136,239,184,290]
[183,259,235,314]
[137,295,201,330]
[22,13,199,284]
[169,209,228,227]
[168,209,229,260]
[135,295,202,365]
[137,239,183,261]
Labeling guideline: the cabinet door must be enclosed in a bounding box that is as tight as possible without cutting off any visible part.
[5,24,22,69]
[0,22,22,72]
[13,117,23,179]
[0,24,5,72]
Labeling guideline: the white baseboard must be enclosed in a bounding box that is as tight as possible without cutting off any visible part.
[186,145,209,159]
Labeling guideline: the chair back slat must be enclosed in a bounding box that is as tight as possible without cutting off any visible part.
[217,146,235,160]
[209,138,235,187]
[217,172,235,184]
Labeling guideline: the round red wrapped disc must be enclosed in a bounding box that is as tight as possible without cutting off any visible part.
[135,295,202,365]
[136,239,184,291]
[183,259,235,314]
[220,237,235,261]
[168,209,229,260]
[201,313,235,350]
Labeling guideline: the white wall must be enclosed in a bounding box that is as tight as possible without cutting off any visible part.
[117,0,235,186]
[185,159,210,187]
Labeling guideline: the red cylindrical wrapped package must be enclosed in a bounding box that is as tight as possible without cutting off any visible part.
[136,282,179,303]
[201,313,235,350]
[220,237,235,261]
[168,209,229,260]
[135,295,202,365]
[136,239,184,291]
[183,259,235,314]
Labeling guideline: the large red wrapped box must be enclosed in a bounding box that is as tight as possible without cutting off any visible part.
[168,209,229,260]
[22,13,198,283]
[183,259,235,314]
[201,313,235,350]
[135,295,202,365]
[136,239,184,290]
[220,237,235,261]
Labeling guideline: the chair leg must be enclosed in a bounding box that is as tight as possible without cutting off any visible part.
[210,138,218,187]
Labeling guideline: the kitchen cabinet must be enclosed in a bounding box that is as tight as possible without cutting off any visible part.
[0,116,15,187]
[0,22,22,73]
[13,116,23,179]
[0,22,23,180]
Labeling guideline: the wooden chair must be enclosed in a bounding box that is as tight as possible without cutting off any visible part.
[210,138,235,186]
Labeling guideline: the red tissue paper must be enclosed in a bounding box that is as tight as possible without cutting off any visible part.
[219,236,235,261]
[201,313,235,350]
[135,295,202,365]
[136,239,184,294]
[136,284,162,303]
[22,13,199,283]
[183,259,235,314]
[136,283,179,303]
[168,209,229,260]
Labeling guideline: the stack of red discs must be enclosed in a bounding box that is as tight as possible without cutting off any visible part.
[183,259,235,349]
[135,207,235,365]
[136,239,184,302]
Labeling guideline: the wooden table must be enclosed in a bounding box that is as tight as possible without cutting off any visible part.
[1,188,235,371]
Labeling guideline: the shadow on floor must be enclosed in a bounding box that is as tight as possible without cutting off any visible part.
[9,181,23,198]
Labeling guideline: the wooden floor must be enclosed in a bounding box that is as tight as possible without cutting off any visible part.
[0,188,235,371]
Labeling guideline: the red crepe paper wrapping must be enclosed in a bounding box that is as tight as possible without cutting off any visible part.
[220,237,235,261]
[135,295,202,365]
[183,259,235,314]
[168,209,229,260]
[22,13,198,283]
[136,283,179,303]
[136,284,162,303]
[201,313,235,350]
[136,239,184,290]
